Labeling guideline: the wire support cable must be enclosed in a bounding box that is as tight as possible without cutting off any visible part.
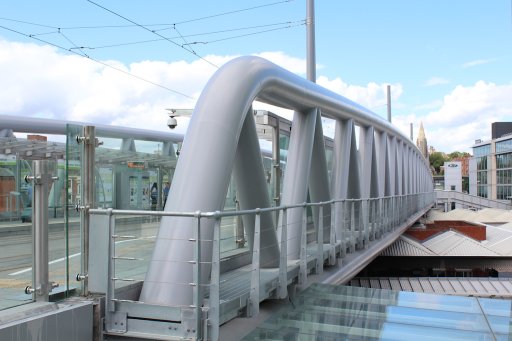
[86,0,218,68]
[183,21,305,46]
[0,1,294,31]
[11,19,304,52]
[58,29,89,57]
[163,0,295,27]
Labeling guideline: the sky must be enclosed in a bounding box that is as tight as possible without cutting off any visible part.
[0,0,511,153]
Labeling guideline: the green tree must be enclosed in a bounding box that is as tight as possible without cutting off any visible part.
[429,151,447,174]
[447,151,471,160]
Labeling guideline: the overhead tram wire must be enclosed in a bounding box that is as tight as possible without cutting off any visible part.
[172,24,196,55]
[0,24,195,100]
[69,20,305,51]
[0,17,57,29]
[58,29,89,57]
[167,0,295,27]
[0,16,303,52]
[2,0,294,32]
[183,21,306,46]
[86,0,218,69]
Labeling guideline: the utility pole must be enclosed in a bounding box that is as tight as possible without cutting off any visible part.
[306,0,316,83]
[387,84,392,123]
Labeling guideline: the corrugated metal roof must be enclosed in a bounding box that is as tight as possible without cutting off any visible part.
[422,230,500,256]
[351,277,512,297]
[384,208,512,257]
[384,228,508,256]
[424,230,497,256]
[380,235,436,256]
[483,224,512,256]
[497,222,512,229]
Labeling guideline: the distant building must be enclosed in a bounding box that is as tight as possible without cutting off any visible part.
[452,156,470,177]
[469,122,512,200]
[492,122,512,139]
[444,161,462,192]
[416,122,428,161]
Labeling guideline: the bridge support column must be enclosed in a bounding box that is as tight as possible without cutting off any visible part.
[280,109,317,260]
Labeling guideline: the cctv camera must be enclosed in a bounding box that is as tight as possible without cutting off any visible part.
[167,116,177,129]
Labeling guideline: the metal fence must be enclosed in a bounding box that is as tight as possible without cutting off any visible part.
[88,191,434,340]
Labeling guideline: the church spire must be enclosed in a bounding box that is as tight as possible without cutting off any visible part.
[416,121,428,160]
[418,122,426,139]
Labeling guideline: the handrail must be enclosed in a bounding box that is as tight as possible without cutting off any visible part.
[89,192,434,219]
[435,190,512,210]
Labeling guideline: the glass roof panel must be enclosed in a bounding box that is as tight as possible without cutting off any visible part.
[242,283,510,340]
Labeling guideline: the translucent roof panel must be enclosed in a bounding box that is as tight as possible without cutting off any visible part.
[242,283,511,340]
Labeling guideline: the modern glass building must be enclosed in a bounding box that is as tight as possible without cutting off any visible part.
[470,130,512,201]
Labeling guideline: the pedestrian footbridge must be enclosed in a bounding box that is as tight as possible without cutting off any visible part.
[0,56,434,341]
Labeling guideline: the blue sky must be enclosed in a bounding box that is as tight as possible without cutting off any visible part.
[0,0,511,152]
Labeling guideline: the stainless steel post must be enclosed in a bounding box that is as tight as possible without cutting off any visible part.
[194,213,203,340]
[272,119,281,208]
[316,205,324,274]
[272,120,281,226]
[306,0,316,82]
[387,85,392,123]
[32,160,53,302]
[209,216,221,341]
[80,125,96,296]
[249,211,261,317]
[277,208,288,299]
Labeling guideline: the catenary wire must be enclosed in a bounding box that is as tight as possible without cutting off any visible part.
[58,29,89,57]
[0,17,58,29]
[0,24,195,100]
[1,17,302,53]
[86,0,218,68]
[0,1,294,31]
[170,0,294,26]
[172,24,196,54]
[183,22,305,46]
[69,20,305,51]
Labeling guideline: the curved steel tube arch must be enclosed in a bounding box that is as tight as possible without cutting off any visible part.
[140,56,433,306]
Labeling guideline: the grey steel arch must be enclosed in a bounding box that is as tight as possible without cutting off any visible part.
[140,56,433,306]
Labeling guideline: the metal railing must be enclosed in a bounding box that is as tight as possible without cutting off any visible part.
[435,190,512,211]
[89,191,434,340]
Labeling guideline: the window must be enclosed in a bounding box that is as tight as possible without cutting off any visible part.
[473,144,491,157]
[477,171,487,185]
[477,185,488,198]
[497,185,512,200]
[497,170,512,185]
[496,153,512,169]
[496,139,512,154]
[476,156,487,170]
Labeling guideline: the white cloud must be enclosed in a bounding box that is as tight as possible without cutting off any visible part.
[414,100,443,111]
[0,40,257,134]
[316,76,403,114]
[424,77,449,86]
[462,58,496,68]
[0,39,401,138]
[393,81,512,153]
[255,51,307,75]
[4,39,509,156]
